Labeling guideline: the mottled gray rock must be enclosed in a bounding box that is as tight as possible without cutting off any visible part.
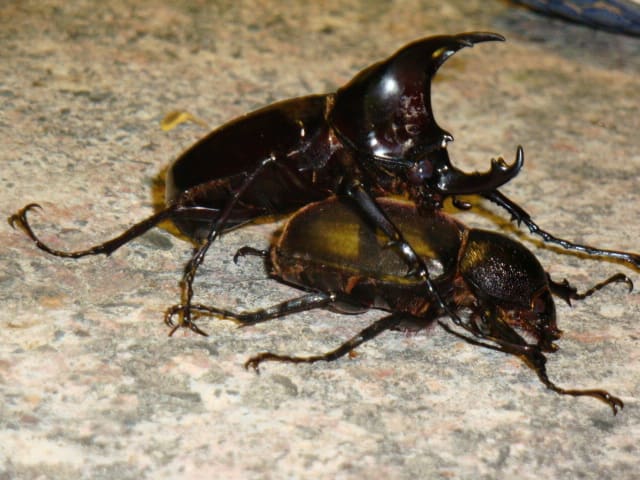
[1,1,639,478]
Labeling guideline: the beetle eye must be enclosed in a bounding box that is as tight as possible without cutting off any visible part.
[531,290,562,344]
[408,160,433,185]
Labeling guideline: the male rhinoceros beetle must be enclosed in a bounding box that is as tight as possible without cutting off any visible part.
[172,197,631,414]
[9,32,640,336]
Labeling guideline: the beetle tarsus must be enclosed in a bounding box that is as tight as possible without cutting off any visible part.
[530,352,624,415]
[548,273,633,305]
[244,314,403,371]
[484,187,640,269]
[233,246,268,264]
[7,203,227,259]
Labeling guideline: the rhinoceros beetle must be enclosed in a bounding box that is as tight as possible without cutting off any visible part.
[170,197,631,414]
[9,32,640,337]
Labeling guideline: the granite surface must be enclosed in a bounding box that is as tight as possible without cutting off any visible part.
[1,1,639,478]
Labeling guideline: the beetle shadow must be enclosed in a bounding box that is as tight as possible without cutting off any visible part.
[149,164,187,241]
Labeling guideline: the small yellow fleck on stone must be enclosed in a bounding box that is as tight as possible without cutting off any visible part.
[160,111,209,131]
[39,296,64,308]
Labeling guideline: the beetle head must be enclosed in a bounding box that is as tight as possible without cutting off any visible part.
[492,288,562,353]
[329,32,522,196]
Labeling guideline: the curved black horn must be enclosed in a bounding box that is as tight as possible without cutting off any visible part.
[329,32,505,160]
[436,146,524,194]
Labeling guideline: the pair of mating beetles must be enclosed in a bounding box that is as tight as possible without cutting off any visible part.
[10,32,638,414]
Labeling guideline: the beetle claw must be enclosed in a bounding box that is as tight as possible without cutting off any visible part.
[244,357,262,373]
[188,321,209,337]
[164,304,181,327]
[164,304,209,336]
[8,203,42,232]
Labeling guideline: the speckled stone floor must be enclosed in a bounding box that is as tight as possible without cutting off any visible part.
[1,1,639,479]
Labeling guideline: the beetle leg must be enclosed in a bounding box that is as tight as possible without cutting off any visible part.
[439,315,624,414]
[483,188,640,269]
[341,179,472,334]
[548,273,633,306]
[244,313,403,372]
[164,292,335,335]
[177,155,279,332]
[8,203,223,258]
[524,347,624,415]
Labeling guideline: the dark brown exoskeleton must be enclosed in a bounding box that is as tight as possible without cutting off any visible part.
[9,32,640,336]
[174,197,631,414]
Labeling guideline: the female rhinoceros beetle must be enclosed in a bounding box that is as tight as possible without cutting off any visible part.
[9,32,640,337]
[172,197,631,414]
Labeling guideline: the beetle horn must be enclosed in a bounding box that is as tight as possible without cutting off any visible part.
[421,32,506,72]
[436,146,524,194]
[328,32,505,160]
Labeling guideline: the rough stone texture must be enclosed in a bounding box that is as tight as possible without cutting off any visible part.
[1,1,639,478]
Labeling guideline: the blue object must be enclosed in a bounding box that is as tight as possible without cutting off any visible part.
[513,0,640,36]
